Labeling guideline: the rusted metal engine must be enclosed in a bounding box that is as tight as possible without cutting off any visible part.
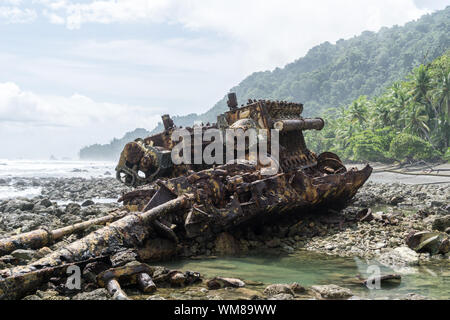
[0,93,372,299]
[116,93,342,187]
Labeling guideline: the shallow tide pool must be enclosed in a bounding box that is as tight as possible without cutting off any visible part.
[164,251,450,299]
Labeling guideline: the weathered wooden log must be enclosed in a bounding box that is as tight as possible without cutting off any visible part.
[137,273,156,293]
[106,278,129,300]
[0,211,127,256]
[0,195,190,300]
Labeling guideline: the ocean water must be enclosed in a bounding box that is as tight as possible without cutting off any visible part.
[0,159,116,200]
[0,159,116,179]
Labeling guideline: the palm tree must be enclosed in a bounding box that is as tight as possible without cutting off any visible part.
[386,83,409,128]
[347,97,368,128]
[431,69,450,119]
[411,64,437,121]
[372,100,391,128]
[401,103,431,141]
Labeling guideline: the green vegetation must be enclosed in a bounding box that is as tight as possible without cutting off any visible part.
[80,7,449,161]
[79,128,151,161]
[305,52,450,162]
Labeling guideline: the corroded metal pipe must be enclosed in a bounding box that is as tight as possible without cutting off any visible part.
[273,118,324,131]
[0,211,127,256]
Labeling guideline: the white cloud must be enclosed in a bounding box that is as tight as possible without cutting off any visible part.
[0,82,162,128]
[0,82,162,158]
[0,5,36,23]
[34,0,430,72]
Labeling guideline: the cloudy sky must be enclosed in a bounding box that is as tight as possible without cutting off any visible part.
[0,0,448,159]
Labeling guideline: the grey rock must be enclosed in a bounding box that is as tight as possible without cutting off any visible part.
[207,277,245,290]
[65,203,81,214]
[36,290,69,300]
[263,284,295,296]
[432,215,450,232]
[311,284,353,299]
[81,200,95,207]
[399,293,428,300]
[377,246,419,272]
[390,196,404,205]
[39,199,53,208]
[72,289,111,300]
[268,293,294,300]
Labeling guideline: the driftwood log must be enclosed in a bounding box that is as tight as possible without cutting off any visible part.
[0,195,190,300]
[0,210,128,256]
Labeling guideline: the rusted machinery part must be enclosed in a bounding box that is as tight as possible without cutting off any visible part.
[0,196,190,300]
[116,164,138,187]
[317,158,347,174]
[153,220,178,244]
[0,210,128,257]
[317,152,342,163]
[116,138,173,188]
[273,118,324,131]
[316,152,347,175]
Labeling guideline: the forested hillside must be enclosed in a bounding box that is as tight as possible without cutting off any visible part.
[79,7,449,161]
[79,128,151,161]
[305,51,450,162]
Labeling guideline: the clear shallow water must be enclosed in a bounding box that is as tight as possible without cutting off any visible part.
[165,251,450,299]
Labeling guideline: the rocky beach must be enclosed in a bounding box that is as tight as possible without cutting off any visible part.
[0,162,449,300]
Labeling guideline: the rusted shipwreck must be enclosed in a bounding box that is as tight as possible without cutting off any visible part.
[0,94,372,299]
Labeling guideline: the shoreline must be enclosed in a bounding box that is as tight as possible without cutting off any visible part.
[0,168,448,300]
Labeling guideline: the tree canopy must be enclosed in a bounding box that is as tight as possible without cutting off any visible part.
[305,51,450,162]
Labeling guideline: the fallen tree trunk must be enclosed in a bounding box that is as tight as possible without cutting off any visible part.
[0,210,128,256]
[0,195,190,300]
